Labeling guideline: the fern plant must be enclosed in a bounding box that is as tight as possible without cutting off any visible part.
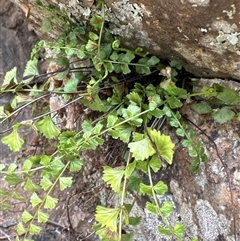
[1,1,239,241]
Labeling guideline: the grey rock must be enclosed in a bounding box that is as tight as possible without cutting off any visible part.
[0,0,38,83]
[12,0,240,80]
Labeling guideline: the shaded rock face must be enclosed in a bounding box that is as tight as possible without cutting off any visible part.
[0,0,38,170]
[106,0,240,80]
[0,0,38,83]
[11,0,240,80]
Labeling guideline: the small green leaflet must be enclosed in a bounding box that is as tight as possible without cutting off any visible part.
[147,56,160,66]
[112,39,120,49]
[0,203,13,211]
[29,223,42,235]
[38,211,49,223]
[158,226,171,236]
[128,137,155,161]
[166,96,183,109]
[107,114,118,127]
[176,128,185,137]
[147,128,174,164]
[148,94,162,110]
[16,222,26,235]
[23,59,39,83]
[132,132,144,141]
[50,158,65,171]
[82,94,107,112]
[86,40,98,51]
[149,154,162,173]
[159,201,173,217]
[124,203,134,213]
[173,222,185,238]
[129,216,141,226]
[126,91,142,105]
[146,201,157,214]
[104,62,114,73]
[170,59,182,70]
[56,69,68,80]
[3,67,17,85]
[1,124,24,152]
[59,176,73,191]
[0,106,7,119]
[191,101,212,114]
[22,210,33,223]
[7,162,17,172]
[212,107,235,124]
[102,166,125,193]
[95,206,120,232]
[40,155,52,166]
[181,139,192,147]
[40,176,53,191]
[169,86,187,99]
[12,192,26,202]
[23,159,33,171]
[0,189,9,197]
[136,64,150,75]
[24,178,40,192]
[30,193,42,207]
[90,14,103,30]
[64,77,79,92]
[110,51,119,61]
[188,149,198,157]
[77,49,85,59]
[122,51,135,63]
[57,56,69,68]
[125,161,136,178]
[122,105,143,126]
[109,122,133,143]
[121,64,131,74]
[128,174,141,192]
[82,119,94,134]
[93,122,103,134]
[35,115,60,139]
[44,195,58,209]
[89,31,99,41]
[154,181,168,195]
[135,160,148,173]
[216,87,240,104]
[140,183,153,196]
[5,173,23,185]
[69,157,83,172]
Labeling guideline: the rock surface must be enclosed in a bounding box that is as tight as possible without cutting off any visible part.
[106,0,240,80]
[0,0,38,82]
[11,0,240,80]
[0,0,39,165]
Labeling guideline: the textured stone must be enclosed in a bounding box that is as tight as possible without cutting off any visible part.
[0,0,38,83]
[12,0,240,80]
[0,0,38,172]
[105,0,240,80]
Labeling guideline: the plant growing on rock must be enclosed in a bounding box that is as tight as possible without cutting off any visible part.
[0,1,238,241]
